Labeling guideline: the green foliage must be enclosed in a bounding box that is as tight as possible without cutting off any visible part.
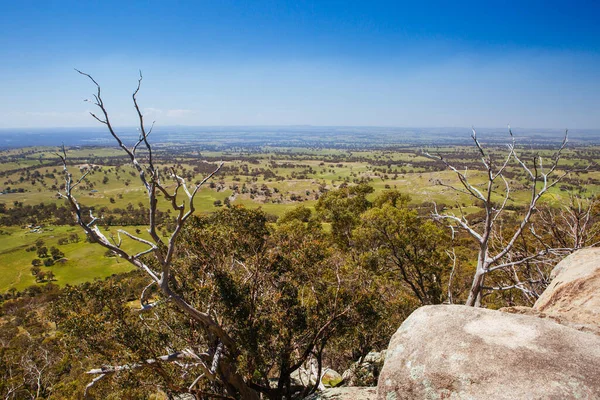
[0,284,70,399]
[50,246,65,260]
[371,190,410,209]
[277,204,313,225]
[37,246,48,258]
[47,206,404,398]
[51,276,184,399]
[315,183,374,249]
[353,191,451,305]
[179,206,357,397]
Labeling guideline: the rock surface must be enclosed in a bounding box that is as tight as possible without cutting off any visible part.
[377,305,600,400]
[321,369,343,388]
[533,247,600,332]
[341,351,386,387]
[305,387,376,400]
[290,367,318,388]
[500,305,600,336]
[290,366,343,390]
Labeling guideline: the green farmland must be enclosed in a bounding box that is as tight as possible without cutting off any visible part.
[1,141,598,293]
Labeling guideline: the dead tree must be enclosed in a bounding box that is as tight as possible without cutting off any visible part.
[424,127,570,307]
[58,70,259,399]
[537,193,600,251]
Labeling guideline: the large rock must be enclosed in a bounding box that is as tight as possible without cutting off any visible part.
[533,247,600,332]
[321,369,343,388]
[290,366,343,390]
[342,351,386,387]
[305,387,376,400]
[290,367,318,388]
[377,305,600,400]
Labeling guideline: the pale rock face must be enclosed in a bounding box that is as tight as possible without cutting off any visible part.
[305,387,377,400]
[377,305,600,400]
[533,247,600,333]
[341,351,386,387]
[321,369,343,388]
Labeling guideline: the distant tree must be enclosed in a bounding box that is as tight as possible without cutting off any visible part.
[50,246,64,260]
[37,246,48,258]
[103,249,116,257]
[46,270,55,281]
[315,183,374,249]
[277,204,312,224]
[31,258,42,267]
[30,265,41,276]
[43,258,54,267]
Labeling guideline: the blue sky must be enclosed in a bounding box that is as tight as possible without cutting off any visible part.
[1,1,599,129]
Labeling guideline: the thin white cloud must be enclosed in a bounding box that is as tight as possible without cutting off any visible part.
[166,109,197,118]
[143,107,163,115]
[22,111,89,118]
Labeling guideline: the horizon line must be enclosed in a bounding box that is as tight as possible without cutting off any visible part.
[0,125,588,132]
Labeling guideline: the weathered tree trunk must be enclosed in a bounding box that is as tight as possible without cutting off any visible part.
[218,361,260,400]
[466,252,487,307]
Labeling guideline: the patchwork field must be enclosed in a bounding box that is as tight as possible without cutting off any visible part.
[1,140,598,293]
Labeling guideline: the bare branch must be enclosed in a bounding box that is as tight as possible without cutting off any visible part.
[445,248,457,304]
[471,127,491,173]
[117,229,156,248]
[432,203,483,243]
[491,174,511,223]
[83,373,106,399]
[86,351,197,375]
[423,151,486,201]
[76,69,151,192]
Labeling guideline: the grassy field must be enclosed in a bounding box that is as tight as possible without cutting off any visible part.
[0,225,138,291]
[1,143,598,293]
